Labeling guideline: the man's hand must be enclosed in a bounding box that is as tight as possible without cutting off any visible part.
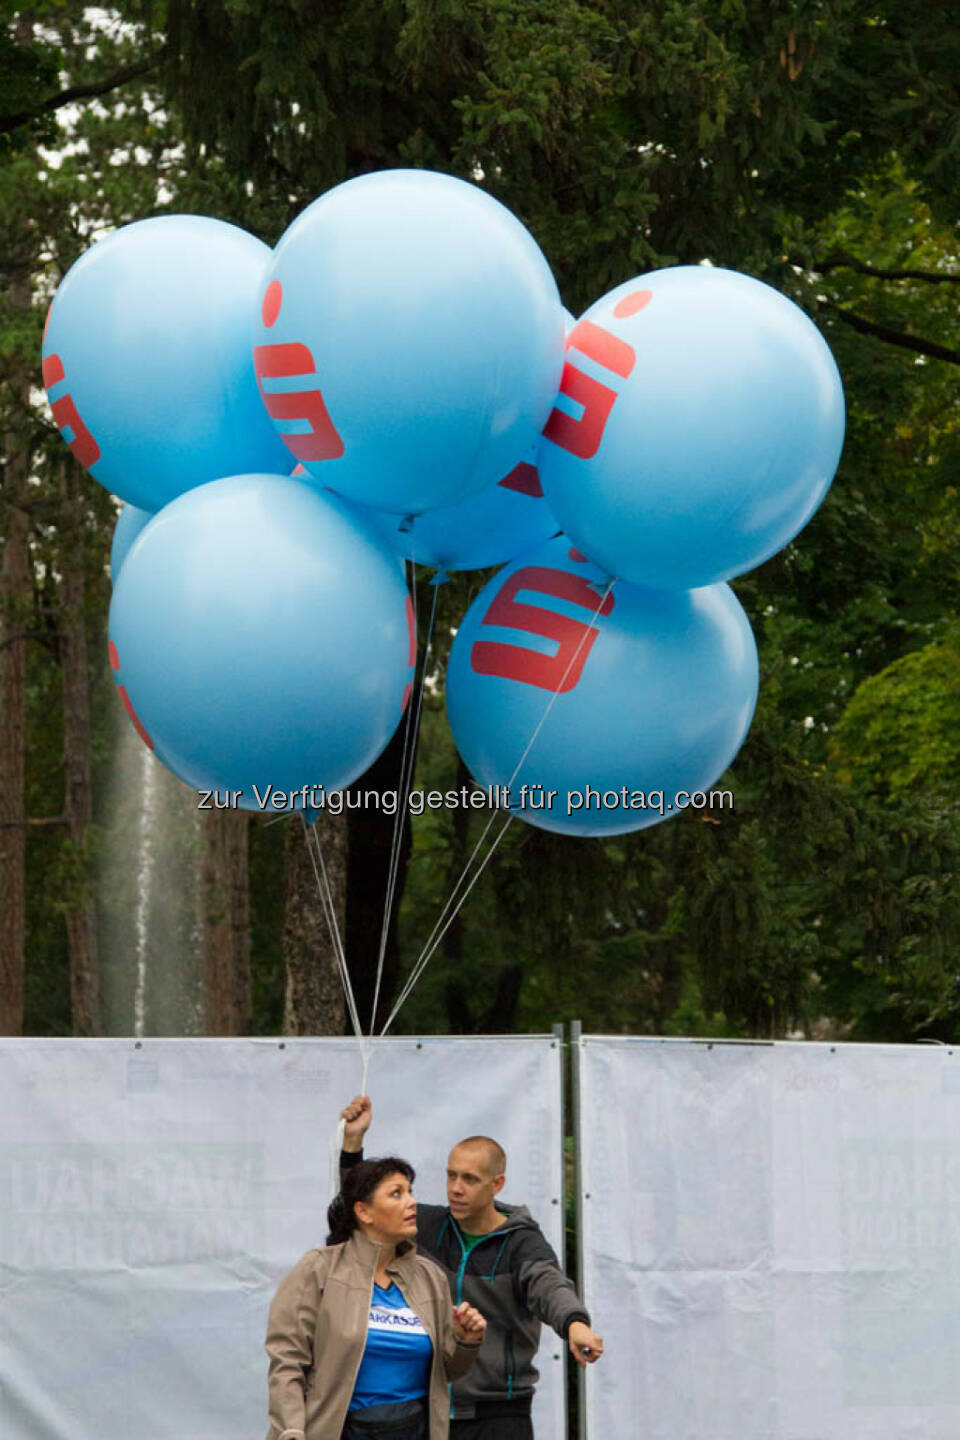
[452,1301,487,1347]
[340,1095,372,1153]
[568,1320,604,1368]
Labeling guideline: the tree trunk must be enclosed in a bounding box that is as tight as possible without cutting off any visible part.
[345,717,412,1032]
[0,481,29,1035]
[227,812,251,1031]
[200,808,252,1034]
[0,261,33,1035]
[283,814,346,1035]
[59,461,101,1035]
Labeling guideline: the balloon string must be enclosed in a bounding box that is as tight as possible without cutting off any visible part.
[370,541,439,1034]
[383,794,506,1033]
[307,540,436,1124]
[327,1043,370,1199]
[304,817,359,1035]
[380,810,514,1035]
[380,576,616,1034]
[328,1051,370,1202]
[301,814,367,1053]
[371,536,420,1029]
[300,771,371,1199]
[395,577,615,995]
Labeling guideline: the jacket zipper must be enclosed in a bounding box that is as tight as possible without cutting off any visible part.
[450,1227,470,1419]
[449,1222,516,1418]
[454,1226,470,1304]
[339,1263,377,1431]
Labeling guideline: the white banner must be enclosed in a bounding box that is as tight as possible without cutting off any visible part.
[0,1035,566,1440]
[577,1035,960,1440]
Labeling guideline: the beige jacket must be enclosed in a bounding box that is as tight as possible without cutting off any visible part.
[266,1230,478,1440]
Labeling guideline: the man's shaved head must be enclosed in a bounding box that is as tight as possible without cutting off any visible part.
[454,1136,506,1179]
[446,1137,508,1230]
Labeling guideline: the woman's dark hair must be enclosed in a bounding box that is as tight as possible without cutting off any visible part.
[326,1157,416,1245]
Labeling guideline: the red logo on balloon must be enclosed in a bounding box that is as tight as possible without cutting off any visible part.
[613,289,653,319]
[108,639,155,751]
[498,461,543,497]
[42,353,102,470]
[400,594,417,714]
[470,565,615,692]
[253,342,345,462]
[542,318,639,459]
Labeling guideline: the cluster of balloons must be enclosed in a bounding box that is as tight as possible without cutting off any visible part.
[44,169,844,835]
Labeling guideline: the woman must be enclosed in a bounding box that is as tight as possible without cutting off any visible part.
[266,1156,487,1440]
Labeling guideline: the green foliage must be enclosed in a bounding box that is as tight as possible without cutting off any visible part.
[831,639,960,800]
[0,3,61,155]
[7,1,960,1045]
[1,5,267,1032]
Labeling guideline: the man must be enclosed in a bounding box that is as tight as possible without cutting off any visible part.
[340,1095,603,1440]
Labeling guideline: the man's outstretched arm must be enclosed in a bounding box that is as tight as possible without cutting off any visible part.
[518,1229,604,1368]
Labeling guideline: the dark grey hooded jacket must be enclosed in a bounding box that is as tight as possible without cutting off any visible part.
[341,1152,589,1420]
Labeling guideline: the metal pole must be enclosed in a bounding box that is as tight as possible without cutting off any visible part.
[551,1021,568,1440]
[570,1020,587,1440]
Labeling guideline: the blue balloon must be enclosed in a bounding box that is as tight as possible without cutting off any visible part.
[255,170,564,514]
[43,216,290,511]
[110,503,153,582]
[108,475,415,810]
[445,536,758,836]
[378,447,559,572]
[537,266,845,589]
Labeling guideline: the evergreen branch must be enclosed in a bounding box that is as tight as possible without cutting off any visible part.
[804,254,960,285]
[0,50,167,136]
[827,305,960,366]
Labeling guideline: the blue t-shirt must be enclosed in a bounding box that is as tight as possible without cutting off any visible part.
[348,1282,433,1411]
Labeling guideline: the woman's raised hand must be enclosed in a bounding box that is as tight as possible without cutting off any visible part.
[340,1095,372,1151]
